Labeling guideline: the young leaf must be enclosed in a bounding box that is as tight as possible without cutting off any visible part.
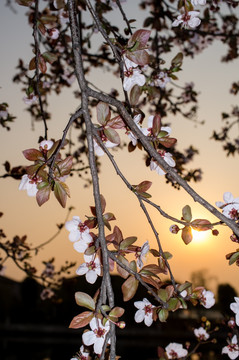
[69,311,94,329]
[122,276,139,301]
[54,181,70,208]
[104,128,120,145]
[23,148,44,161]
[181,226,193,245]
[182,205,192,222]
[96,102,111,125]
[36,183,51,206]
[75,292,96,310]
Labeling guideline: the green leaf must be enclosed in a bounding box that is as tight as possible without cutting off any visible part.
[69,311,94,329]
[167,298,180,311]
[182,205,192,222]
[109,307,125,318]
[229,251,239,265]
[171,52,183,67]
[157,289,168,302]
[104,128,120,145]
[42,51,58,65]
[122,276,139,302]
[75,292,95,310]
[120,236,137,250]
[158,308,168,322]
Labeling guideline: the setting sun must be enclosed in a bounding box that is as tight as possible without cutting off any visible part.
[191,228,210,243]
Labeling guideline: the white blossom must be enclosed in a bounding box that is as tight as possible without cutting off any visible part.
[126,114,149,146]
[39,140,54,151]
[172,11,201,29]
[230,297,239,326]
[0,110,8,119]
[82,317,110,355]
[165,342,188,359]
[48,28,60,40]
[93,138,118,156]
[222,335,239,360]
[134,298,155,327]
[23,94,38,105]
[65,216,93,252]
[200,289,215,309]
[150,150,176,175]
[76,254,101,284]
[136,241,150,269]
[123,56,146,91]
[216,192,239,220]
[152,71,171,89]
[194,327,210,341]
[19,174,41,197]
[191,0,206,5]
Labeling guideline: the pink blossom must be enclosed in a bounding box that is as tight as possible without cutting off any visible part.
[0,110,8,119]
[222,335,239,359]
[194,327,210,341]
[134,298,155,327]
[82,317,110,355]
[172,11,201,29]
[76,254,101,284]
[165,342,188,359]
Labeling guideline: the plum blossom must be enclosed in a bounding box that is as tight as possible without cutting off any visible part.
[165,342,188,359]
[126,114,148,146]
[222,335,239,359]
[65,216,93,252]
[48,28,60,40]
[39,140,54,151]
[61,69,76,85]
[123,56,146,92]
[150,150,176,175]
[191,0,206,5]
[147,115,172,136]
[151,71,171,89]
[172,11,201,29]
[19,174,42,197]
[40,288,55,300]
[82,317,110,355]
[135,241,150,269]
[199,289,215,309]
[194,327,210,341]
[230,297,239,326]
[93,138,118,156]
[23,94,38,105]
[76,254,101,284]
[134,298,155,326]
[0,110,8,119]
[71,345,90,360]
[216,192,239,220]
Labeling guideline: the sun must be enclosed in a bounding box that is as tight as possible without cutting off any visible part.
[191,228,210,243]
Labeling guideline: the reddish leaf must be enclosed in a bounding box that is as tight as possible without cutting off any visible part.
[120,236,137,250]
[140,264,163,275]
[130,85,141,106]
[191,219,212,231]
[29,57,36,71]
[39,55,47,74]
[116,255,130,279]
[55,156,73,177]
[134,180,152,193]
[152,115,161,137]
[109,307,125,318]
[126,49,149,66]
[23,148,43,161]
[96,102,111,125]
[158,137,177,148]
[100,194,106,213]
[128,29,151,49]
[122,275,139,301]
[181,226,193,245]
[171,52,183,67]
[36,184,51,206]
[140,275,161,289]
[69,311,94,329]
[107,115,125,129]
[16,0,33,7]
[54,181,70,208]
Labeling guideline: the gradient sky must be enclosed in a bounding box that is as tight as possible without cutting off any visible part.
[1,1,239,296]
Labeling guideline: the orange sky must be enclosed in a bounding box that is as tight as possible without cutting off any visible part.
[1,1,239,296]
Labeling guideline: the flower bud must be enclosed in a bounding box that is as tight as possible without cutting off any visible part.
[117,321,126,329]
[169,224,180,234]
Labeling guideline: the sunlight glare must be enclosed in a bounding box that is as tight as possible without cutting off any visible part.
[191,228,209,243]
